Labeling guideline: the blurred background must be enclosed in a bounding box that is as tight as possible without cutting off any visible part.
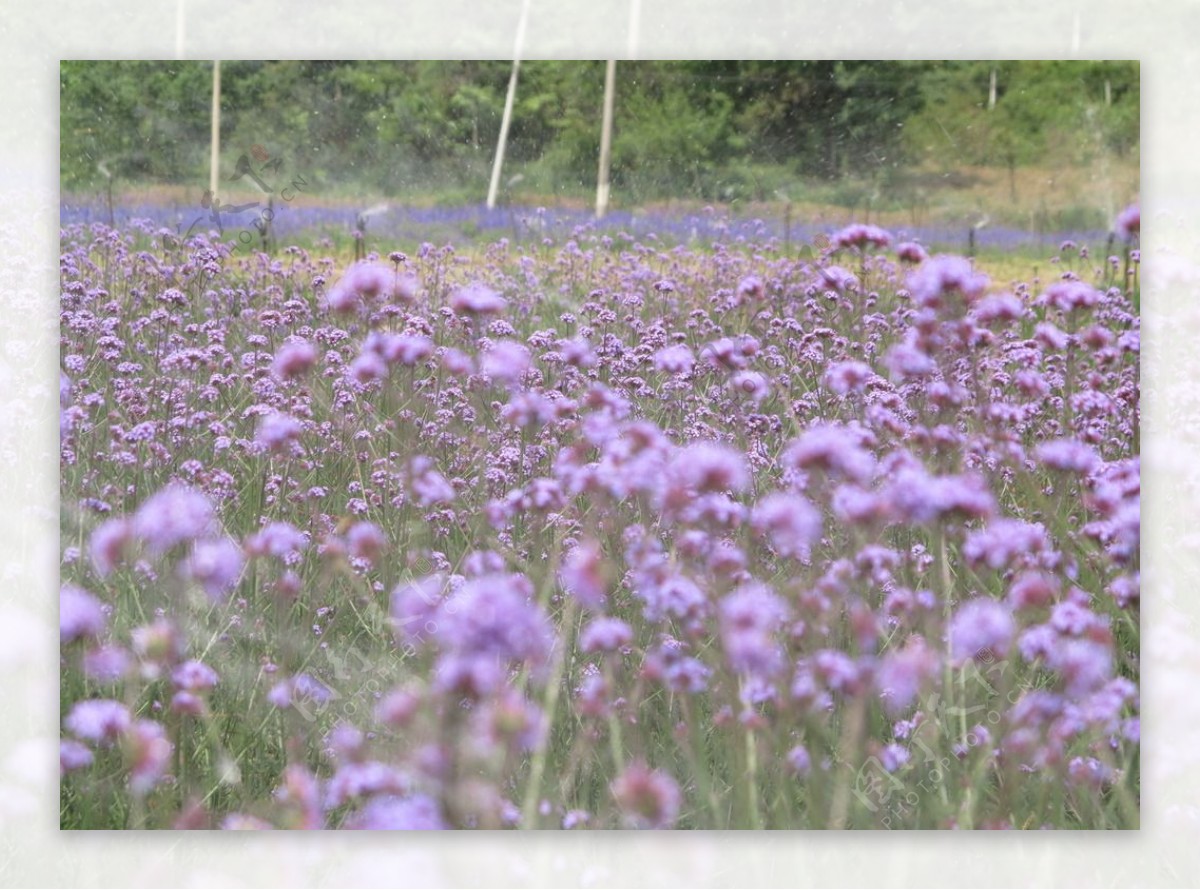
[59,60,1139,251]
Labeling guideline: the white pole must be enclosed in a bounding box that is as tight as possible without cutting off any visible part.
[486,0,531,210]
[487,61,521,210]
[988,67,996,110]
[596,60,616,219]
[210,60,221,199]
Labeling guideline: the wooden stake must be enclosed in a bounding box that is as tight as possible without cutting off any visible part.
[596,60,617,219]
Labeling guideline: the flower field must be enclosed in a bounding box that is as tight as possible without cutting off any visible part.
[59,213,1140,829]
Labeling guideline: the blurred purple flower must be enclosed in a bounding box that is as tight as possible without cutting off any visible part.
[948,599,1015,667]
[60,584,106,643]
[65,699,131,745]
[481,340,532,383]
[450,282,507,315]
[182,537,244,601]
[580,617,633,653]
[344,794,446,830]
[133,484,219,555]
[611,762,681,829]
[751,492,821,558]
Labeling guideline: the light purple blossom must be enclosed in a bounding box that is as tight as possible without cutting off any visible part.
[579,617,634,653]
[751,492,822,558]
[132,484,218,555]
[948,599,1015,667]
[450,282,507,315]
[60,584,106,643]
[481,340,531,383]
[65,699,131,745]
[182,537,244,601]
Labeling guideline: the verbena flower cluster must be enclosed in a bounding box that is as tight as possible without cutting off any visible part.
[60,214,1140,829]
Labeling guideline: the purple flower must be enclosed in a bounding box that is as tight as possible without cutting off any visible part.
[896,241,928,264]
[182,537,244,601]
[346,521,387,567]
[127,719,173,796]
[907,255,988,313]
[751,492,822,558]
[636,573,708,624]
[883,341,936,381]
[171,659,219,692]
[271,340,318,379]
[814,649,864,694]
[431,573,554,692]
[268,673,334,711]
[675,441,750,495]
[481,340,531,383]
[883,465,996,525]
[1067,756,1113,791]
[786,745,812,776]
[90,517,133,576]
[948,599,1015,667]
[256,412,303,452]
[133,484,218,555]
[559,539,608,610]
[65,699,131,745]
[450,282,507,315]
[82,645,132,683]
[60,584,106,643]
[972,292,1025,325]
[1045,637,1113,697]
[831,223,892,251]
[390,574,445,645]
[729,370,770,403]
[411,456,456,506]
[737,276,765,301]
[345,794,447,830]
[818,265,858,292]
[246,521,308,560]
[611,762,681,829]
[719,582,789,676]
[324,760,411,809]
[880,743,910,772]
[1043,281,1100,313]
[653,344,695,374]
[784,423,876,485]
[579,617,634,653]
[328,262,396,311]
[823,360,874,395]
[1035,439,1100,473]
[1115,203,1139,241]
[441,347,474,376]
[60,739,94,774]
[963,519,1050,571]
[875,636,939,715]
[349,350,388,383]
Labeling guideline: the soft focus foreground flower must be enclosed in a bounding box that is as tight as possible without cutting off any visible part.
[133,485,218,555]
[907,255,989,313]
[450,282,507,315]
[1115,203,1139,241]
[65,699,131,745]
[182,537,244,601]
[948,599,1015,667]
[611,762,681,829]
[60,584,106,643]
[328,262,396,311]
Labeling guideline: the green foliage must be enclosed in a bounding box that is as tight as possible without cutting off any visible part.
[60,60,1140,204]
[902,61,1139,168]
